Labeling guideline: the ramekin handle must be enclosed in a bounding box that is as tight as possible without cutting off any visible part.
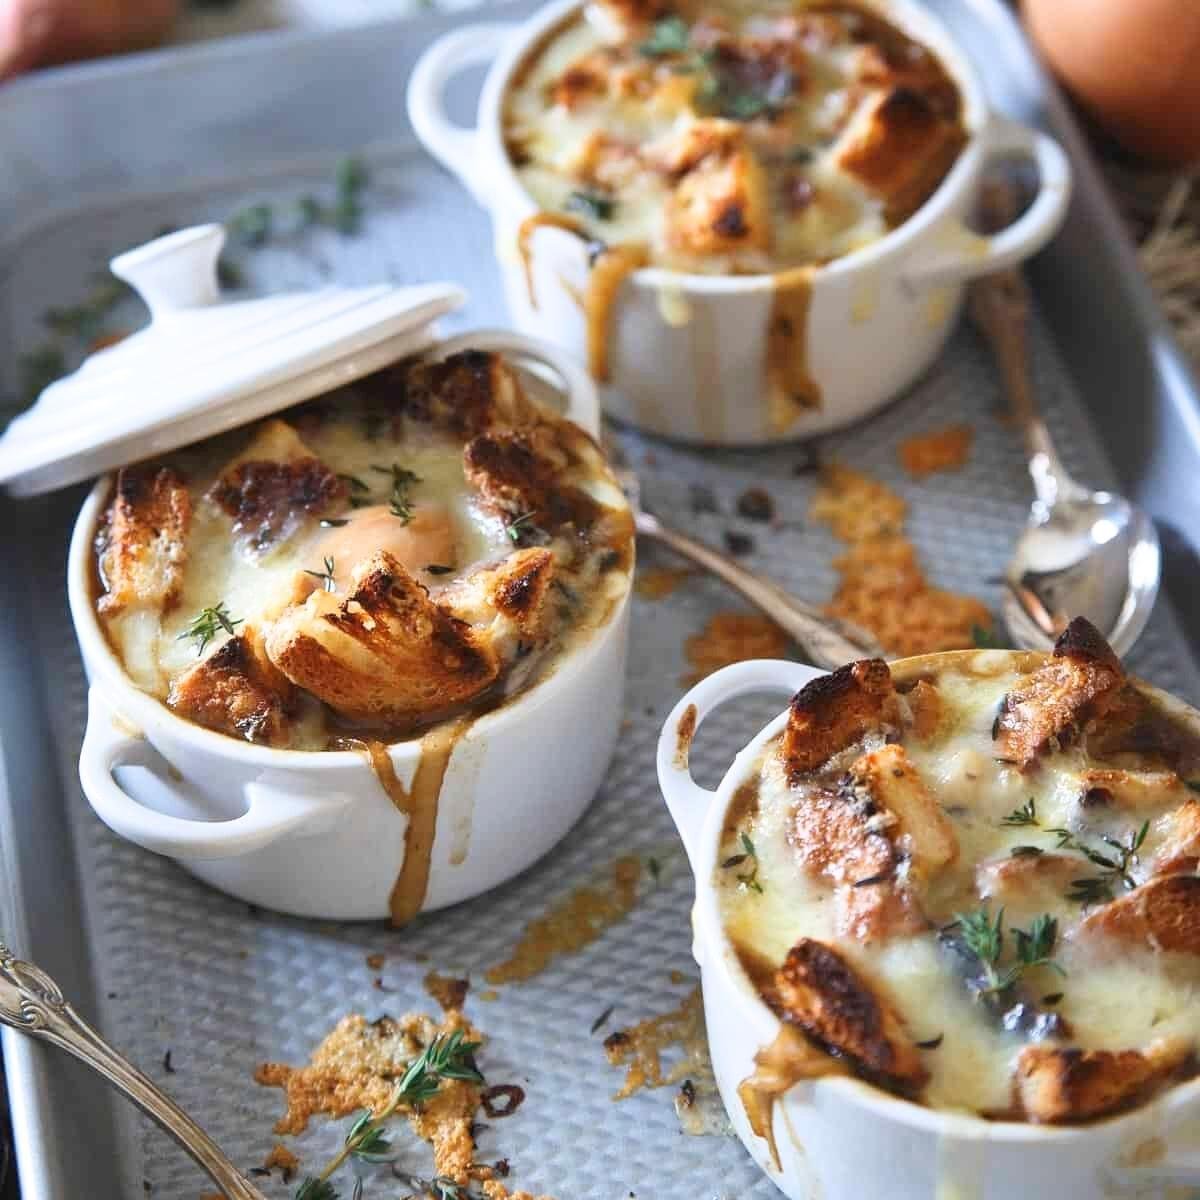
[79,686,344,860]
[429,329,601,437]
[904,115,1072,286]
[407,23,516,204]
[657,659,823,870]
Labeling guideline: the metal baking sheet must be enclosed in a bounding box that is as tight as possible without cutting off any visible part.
[2,3,1200,1198]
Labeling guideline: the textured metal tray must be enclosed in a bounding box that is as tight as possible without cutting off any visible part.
[2,3,1200,1198]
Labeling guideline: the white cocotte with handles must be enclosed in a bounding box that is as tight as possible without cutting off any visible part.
[657,659,1200,1200]
[408,0,1073,446]
[56,226,630,921]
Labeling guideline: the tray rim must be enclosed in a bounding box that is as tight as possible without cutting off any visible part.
[2,2,1199,1197]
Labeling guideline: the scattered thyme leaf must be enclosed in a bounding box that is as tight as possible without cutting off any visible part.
[320,518,350,528]
[1067,876,1114,908]
[638,15,690,56]
[424,563,456,576]
[734,832,763,894]
[1001,798,1038,827]
[177,602,242,655]
[591,1005,615,1035]
[304,556,337,592]
[228,203,273,247]
[295,1178,339,1200]
[565,189,616,221]
[972,624,1002,649]
[1010,845,1044,858]
[505,511,544,544]
[371,462,421,522]
[916,1034,944,1050]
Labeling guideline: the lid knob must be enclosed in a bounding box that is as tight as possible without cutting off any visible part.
[110,224,225,320]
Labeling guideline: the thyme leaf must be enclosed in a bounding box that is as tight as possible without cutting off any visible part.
[565,189,617,222]
[295,1030,483,1200]
[372,462,421,523]
[638,15,690,56]
[1000,798,1038,827]
[177,603,242,655]
[304,556,337,592]
[951,906,1064,996]
[972,624,1003,649]
[505,511,545,544]
[733,832,763,894]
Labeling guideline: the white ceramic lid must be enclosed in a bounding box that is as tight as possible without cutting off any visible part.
[0,224,466,497]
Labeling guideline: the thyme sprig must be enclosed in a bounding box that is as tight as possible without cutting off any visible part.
[294,1031,483,1200]
[505,511,545,544]
[638,14,690,56]
[372,462,422,523]
[1001,798,1038,827]
[721,832,763,894]
[565,188,616,222]
[177,603,242,655]
[305,556,338,592]
[952,907,1064,996]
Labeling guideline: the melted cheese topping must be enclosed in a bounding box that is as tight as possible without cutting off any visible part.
[720,654,1200,1118]
[503,0,964,273]
[95,358,633,750]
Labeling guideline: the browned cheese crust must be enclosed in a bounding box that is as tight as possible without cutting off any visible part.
[780,658,898,780]
[1156,799,1200,875]
[396,349,539,439]
[833,86,966,225]
[1078,874,1200,955]
[264,551,501,728]
[1015,1038,1189,1123]
[207,420,344,550]
[168,626,294,745]
[98,466,192,615]
[994,617,1126,769]
[773,938,927,1090]
[788,744,947,943]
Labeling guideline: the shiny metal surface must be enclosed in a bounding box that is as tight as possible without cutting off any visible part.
[970,241,1161,658]
[0,944,267,1200]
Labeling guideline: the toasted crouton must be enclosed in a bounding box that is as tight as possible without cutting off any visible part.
[905,679,944,740]
[774,939,927,1089]
[208,420,343,551]
[664,148,770,258]
[646,117,747,177]
[264,551,499,727]
[400,350,537,438]
[167,626,294,746]
[780,659,897,780]
[1076,767,1186,811]
[1078,875,1200,954]
[1015,1038,1189,1123]
[98,466,192,615]
[440,548,557,647]
[463,429,599,534]
[589,0,672,37]
[850,745,957,877]
[789,774,924,943]
[977,853,1091,926]
[833,86,966,223]
[994,618,1125,769]
[1156,800,1200,875]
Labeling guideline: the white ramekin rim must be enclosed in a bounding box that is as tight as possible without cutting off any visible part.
[476,0,992,295]
[68,472,634,771]
[687,656,1200,1144]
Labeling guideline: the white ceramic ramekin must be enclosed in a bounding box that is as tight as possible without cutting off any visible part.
[408,0,1072,446]
[657,657,1200,1199]
[68,331,633,922]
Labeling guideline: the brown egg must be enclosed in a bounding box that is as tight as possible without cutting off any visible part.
[307,504,459,593]
[1023,0,1200,166]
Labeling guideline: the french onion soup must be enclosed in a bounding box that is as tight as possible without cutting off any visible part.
[504,0,967,276]
[718,619,1200,1136]
[92,350,633,751]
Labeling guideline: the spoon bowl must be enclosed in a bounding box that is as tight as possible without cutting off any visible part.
[1004,488,1160,657]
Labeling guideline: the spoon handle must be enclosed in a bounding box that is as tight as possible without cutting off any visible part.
[0,942,268,1200]
[634,510,884,669]
[968,185,1086,507]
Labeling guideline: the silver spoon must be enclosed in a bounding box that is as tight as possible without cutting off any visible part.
[969,198,1160,657]
[0,942,268,1200]
[615,466,884,669]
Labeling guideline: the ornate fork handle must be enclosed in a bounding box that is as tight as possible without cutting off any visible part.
[0,942,267,1200]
